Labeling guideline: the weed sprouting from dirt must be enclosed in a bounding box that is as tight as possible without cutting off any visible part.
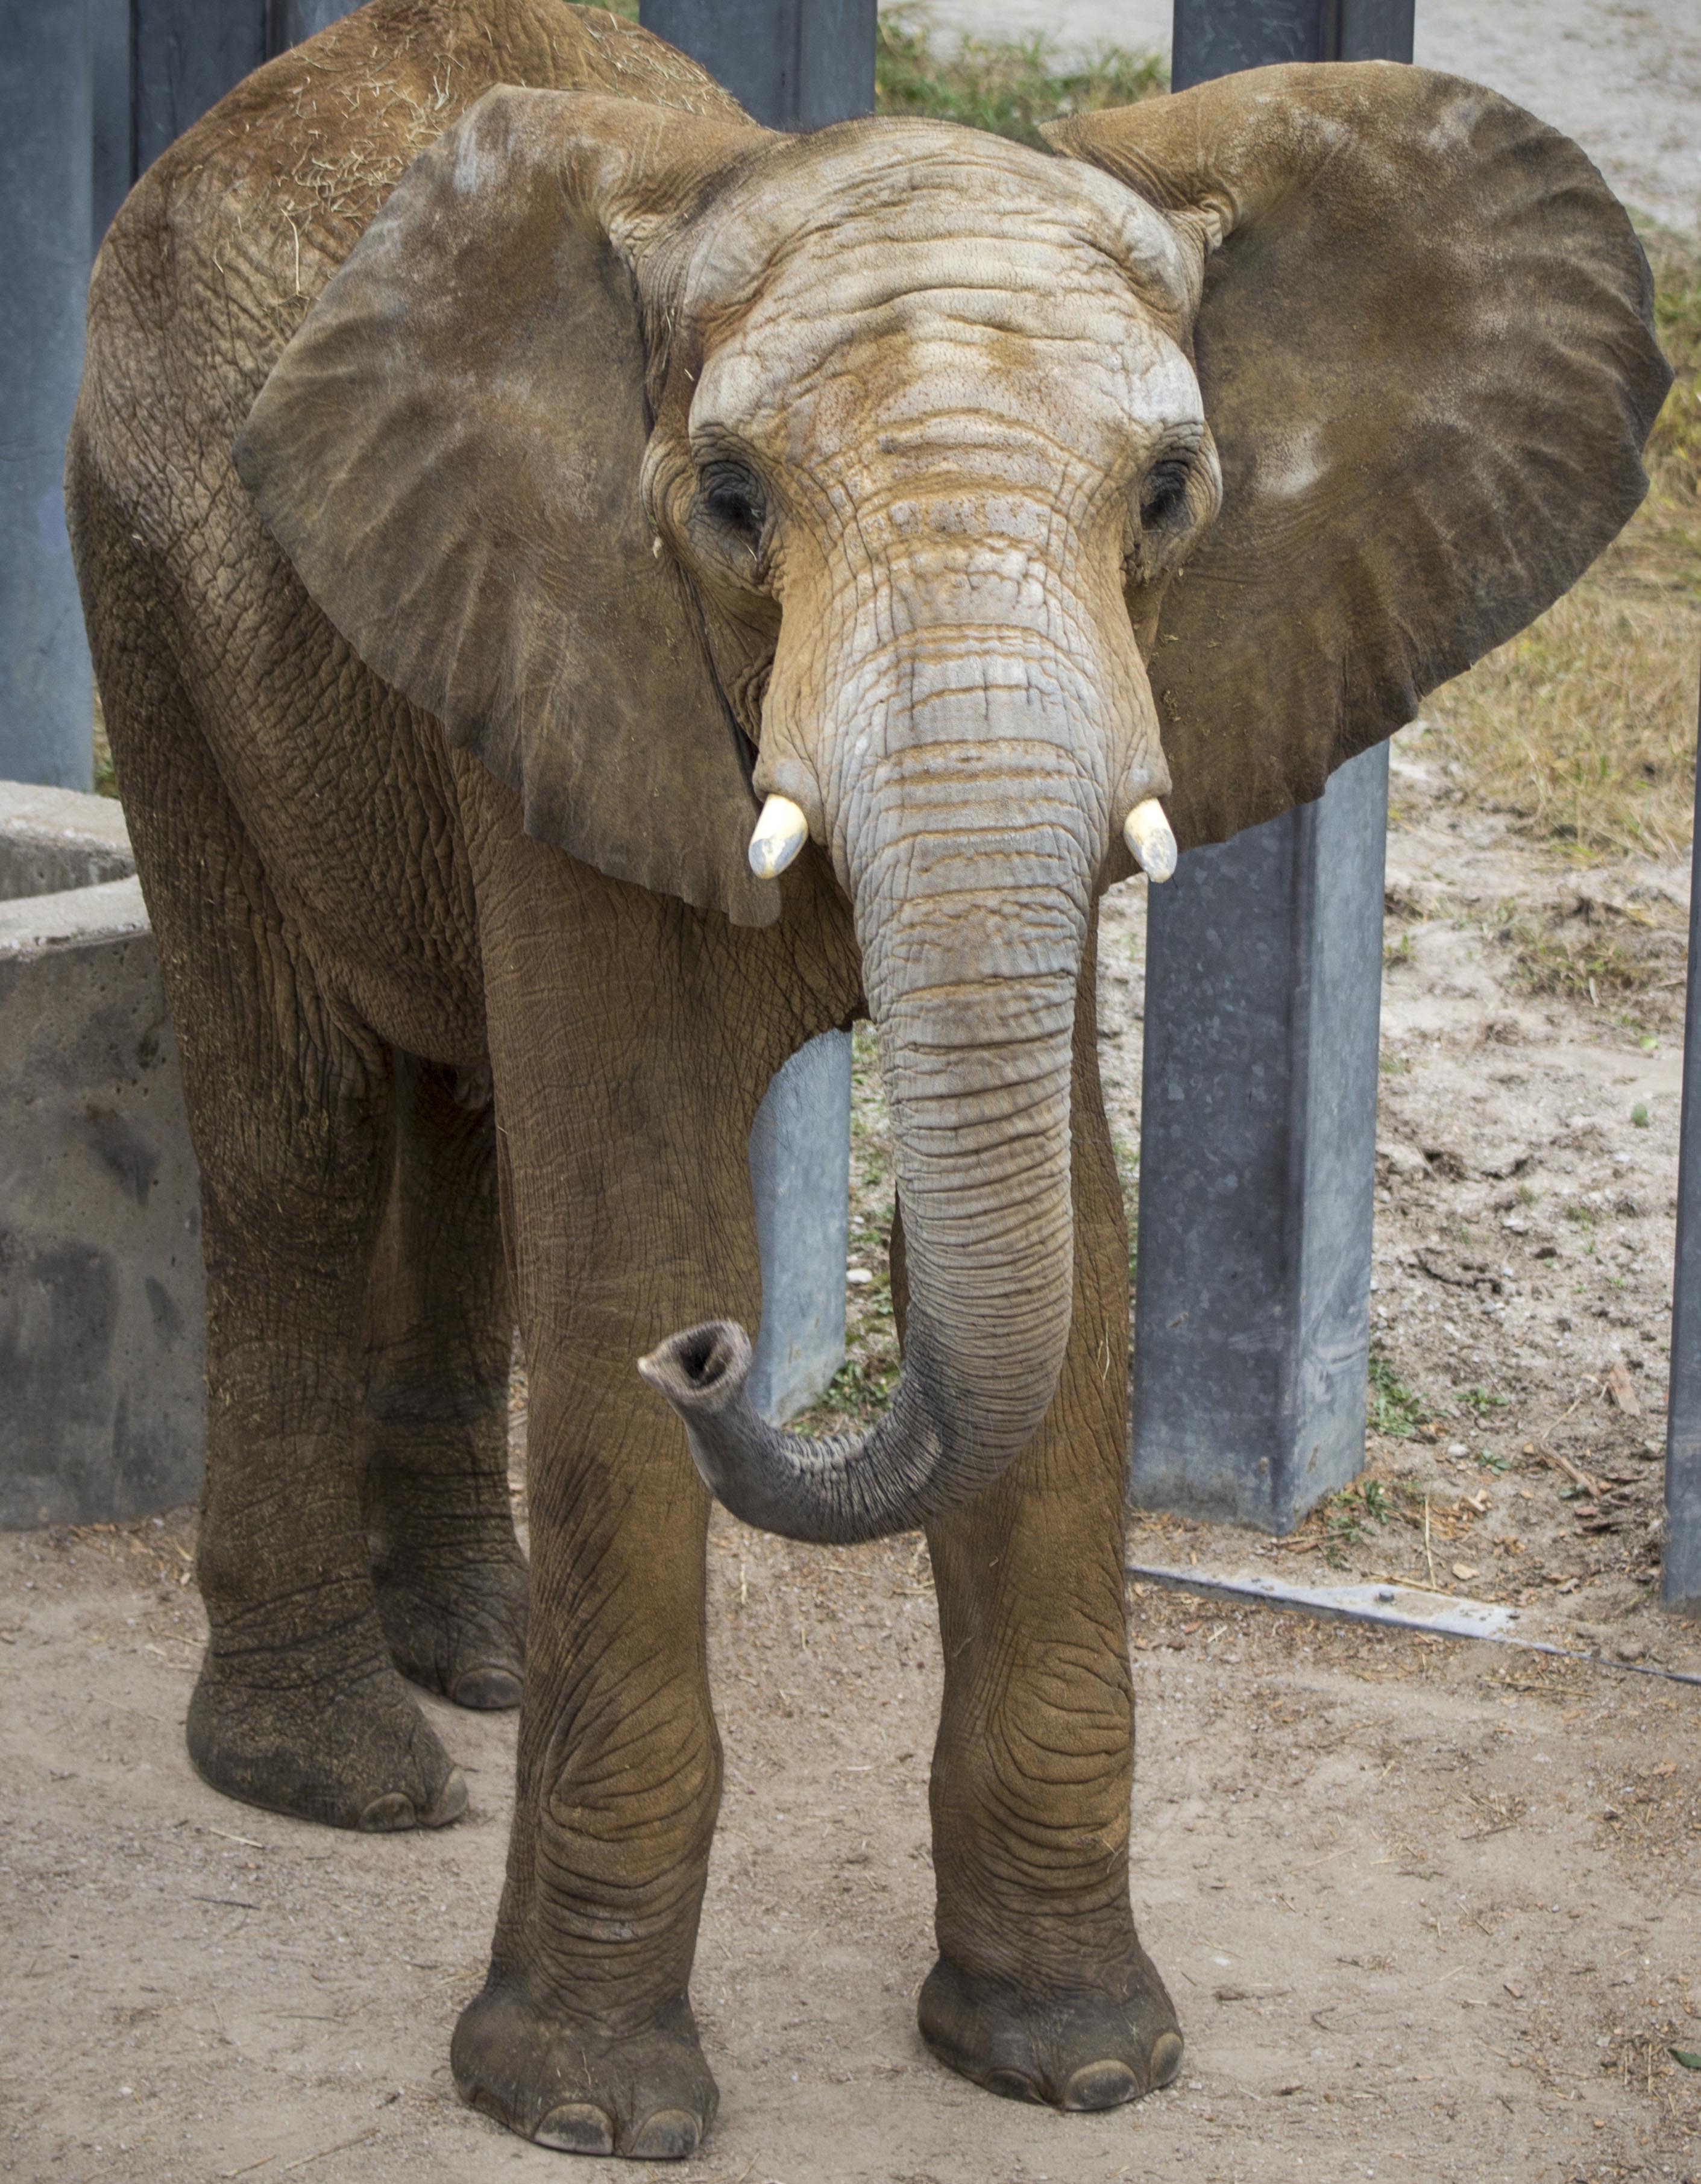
[1368,1353,1427,1439]
[1493,892,1688,1022]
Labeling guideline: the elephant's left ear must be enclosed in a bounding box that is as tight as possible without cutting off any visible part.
[234,86,781,925]
[1045,65,1672,851]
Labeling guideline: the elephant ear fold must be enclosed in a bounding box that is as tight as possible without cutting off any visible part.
[234,86,781,925]
[1045,65,1671,851]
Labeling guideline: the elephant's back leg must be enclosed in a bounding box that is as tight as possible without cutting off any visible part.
[358,1050,527,1711]
[72,491,469,1832]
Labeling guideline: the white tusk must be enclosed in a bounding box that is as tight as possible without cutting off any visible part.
[748,794,809,879]
[1123,797,1177,884]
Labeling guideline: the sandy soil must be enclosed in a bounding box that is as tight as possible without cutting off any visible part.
[3,1494,1699,2183]
[907,0,1701,236]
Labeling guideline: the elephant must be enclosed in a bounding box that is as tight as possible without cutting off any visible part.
[68,0,1668,2158]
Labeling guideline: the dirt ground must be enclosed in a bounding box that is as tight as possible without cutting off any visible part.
[1098,725,1701,1678]
[3,1483,1699,2183]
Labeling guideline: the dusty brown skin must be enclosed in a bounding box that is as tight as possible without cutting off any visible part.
[67,0,1667,2159]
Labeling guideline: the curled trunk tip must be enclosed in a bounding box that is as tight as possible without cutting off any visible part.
[637,1320,753,1420]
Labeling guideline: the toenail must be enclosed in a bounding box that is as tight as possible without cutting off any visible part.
[453,1664,523,1710]
[983,2066,1045,2104]
[421,1768,469,1827]
[357,1790,417,1832]
[626,2107,702,2160]
[1061,2059,1141,2111]
[1148,2029,1185,2088]
[536,2101,616,2155]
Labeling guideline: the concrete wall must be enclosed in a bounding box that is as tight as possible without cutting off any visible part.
[0,781,205,1526]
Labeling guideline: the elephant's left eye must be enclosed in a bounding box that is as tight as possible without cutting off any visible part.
[702,464,766,546]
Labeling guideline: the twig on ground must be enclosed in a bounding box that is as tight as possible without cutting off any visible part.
[283,2130,380,2173]
[1534,1444,1605,1499]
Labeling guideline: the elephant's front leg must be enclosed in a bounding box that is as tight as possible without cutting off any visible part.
[450,796,797,2160]
[451,1332,725,2158]
[917,963,1183,2110]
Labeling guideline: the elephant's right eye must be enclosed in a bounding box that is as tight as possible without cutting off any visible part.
[701,464,766,547]
[1140,458,1192,531]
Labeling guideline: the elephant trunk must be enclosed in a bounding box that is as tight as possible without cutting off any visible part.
[641,637,1112,1544]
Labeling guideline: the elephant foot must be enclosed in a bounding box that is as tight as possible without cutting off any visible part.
[187,1647,468,1831]
[372,1535,529,1710]
[453,1983,718,2160]
[918,1953,1183,2111]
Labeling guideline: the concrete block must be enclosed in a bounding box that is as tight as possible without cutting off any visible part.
[1,780,204,1527]
[0,780,137,900]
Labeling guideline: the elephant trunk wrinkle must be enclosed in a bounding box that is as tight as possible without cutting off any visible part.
[640,696,1095,1541]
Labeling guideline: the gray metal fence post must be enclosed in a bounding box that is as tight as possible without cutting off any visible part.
[640,0,875,130]
[639,0,869,1419]
[1,0,96,790]
[267,0,361,49]
[131,0,267,173]
[7,0,342,798]
[89,0,133,249]
[1663,676,1701,1618]
[1130,0,1412,1532]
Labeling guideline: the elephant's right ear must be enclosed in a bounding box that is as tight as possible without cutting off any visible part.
[234,87,782,926]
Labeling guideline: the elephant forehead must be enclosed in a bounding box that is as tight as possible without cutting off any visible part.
[688,122,1195,316]
[683,128,1199,462]
[694,268,1200,491]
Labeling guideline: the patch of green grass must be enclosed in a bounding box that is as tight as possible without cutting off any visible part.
[1322,1504,1363,1567]
[790,1020,902,1435]
[876,6,1165,148]
[1495,908,1668,1010]
[1368,1354,1426,1439]
[800,1347,899,1429]
[92,691,119,799]
[1459,1385,1508,1419]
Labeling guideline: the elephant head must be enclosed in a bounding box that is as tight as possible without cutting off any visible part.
[234,64,1668,1546]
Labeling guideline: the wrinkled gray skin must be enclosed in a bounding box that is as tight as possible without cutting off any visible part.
[68,0,1666,2160]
